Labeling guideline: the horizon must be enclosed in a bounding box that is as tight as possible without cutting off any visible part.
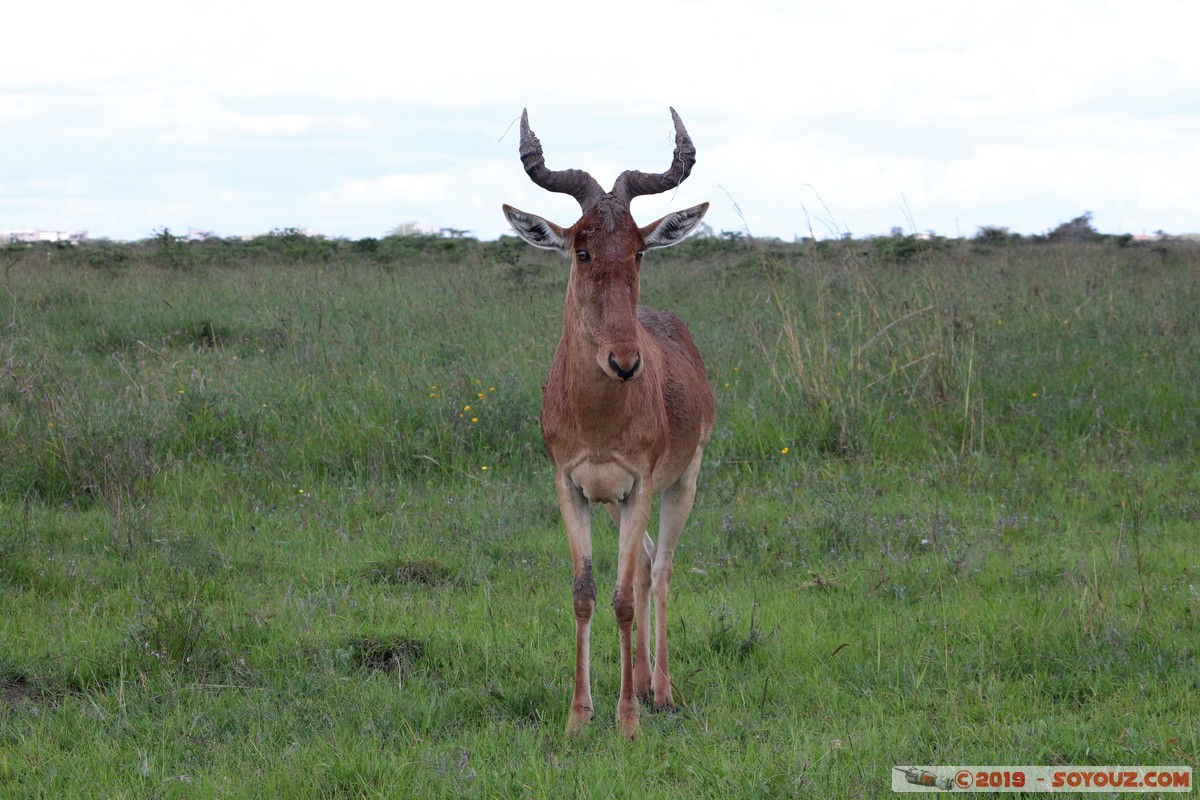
[3,219,1193,246]
[3,1,1197,243]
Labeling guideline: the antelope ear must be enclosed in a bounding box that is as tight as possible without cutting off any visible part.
[641,202,709,249]
[502,204,569,255]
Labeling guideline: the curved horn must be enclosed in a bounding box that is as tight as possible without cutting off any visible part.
[611,107,697,205]
[519,109,605,211]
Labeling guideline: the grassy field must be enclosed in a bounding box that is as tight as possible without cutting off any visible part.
[1,231,1198,797]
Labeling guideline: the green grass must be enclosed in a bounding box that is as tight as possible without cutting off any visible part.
[2,233,1198,797]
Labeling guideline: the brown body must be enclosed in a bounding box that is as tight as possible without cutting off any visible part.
[542,305,712,507]
[503,109,714,739]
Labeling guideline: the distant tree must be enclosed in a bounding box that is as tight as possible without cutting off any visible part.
[388,222,422,237]
[974,225,1017,244]
[1046,212,1098,243]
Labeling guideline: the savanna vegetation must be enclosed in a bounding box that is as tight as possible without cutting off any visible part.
[2,228,1197,797]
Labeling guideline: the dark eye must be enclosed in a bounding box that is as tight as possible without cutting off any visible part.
[576,250,589,262]
[635,251,645,262]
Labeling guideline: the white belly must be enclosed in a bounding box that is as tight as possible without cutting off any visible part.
[569,460,636,504]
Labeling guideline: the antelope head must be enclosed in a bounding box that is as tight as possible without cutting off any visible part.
[502,108,709,383]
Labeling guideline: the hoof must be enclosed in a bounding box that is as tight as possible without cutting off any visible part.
[565,704,593,736]
[619,716,642,740]
[633,669,651,702]
[617,698,641,740]
[652,682,675,711]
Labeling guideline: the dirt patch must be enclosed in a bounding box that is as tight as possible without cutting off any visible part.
[343,636,427,673]
[1,674,43,707]
[362,559,454,587]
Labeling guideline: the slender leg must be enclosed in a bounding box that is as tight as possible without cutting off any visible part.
[610,503,652,702]
[649,447,704,710]
[613,484,652,740]
[558,475,594,735]
[633,534,653,702]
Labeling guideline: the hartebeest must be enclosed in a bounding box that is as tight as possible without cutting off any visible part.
[502,108,715,739]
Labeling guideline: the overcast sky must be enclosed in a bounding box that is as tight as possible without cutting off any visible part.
[3,0,1197,242]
